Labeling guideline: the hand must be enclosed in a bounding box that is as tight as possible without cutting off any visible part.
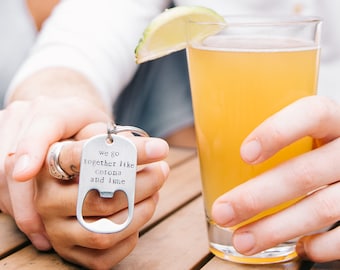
[0,96,109,250]
[212,96,340,262]
[35,129,169,269]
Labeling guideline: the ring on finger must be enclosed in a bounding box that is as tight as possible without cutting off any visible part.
[47,141,74,180]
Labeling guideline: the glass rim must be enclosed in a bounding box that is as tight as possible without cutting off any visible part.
[187,15,322,26]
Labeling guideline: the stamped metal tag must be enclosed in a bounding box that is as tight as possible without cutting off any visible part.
[76,133,137,234]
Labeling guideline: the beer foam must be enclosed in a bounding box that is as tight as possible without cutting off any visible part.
[195,36,317,52]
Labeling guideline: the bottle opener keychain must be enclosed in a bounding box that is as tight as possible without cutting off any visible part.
[76,123,149,234]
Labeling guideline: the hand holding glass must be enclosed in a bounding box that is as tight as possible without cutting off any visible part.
[187,16,322,264]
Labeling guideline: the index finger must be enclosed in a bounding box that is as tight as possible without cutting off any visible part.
[240,96,340,164]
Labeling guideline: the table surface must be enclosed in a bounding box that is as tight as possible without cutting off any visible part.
[1,147,339,270]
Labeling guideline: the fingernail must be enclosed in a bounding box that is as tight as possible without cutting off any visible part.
[29,233,52,251]
[212,202,235,226]
[240,139,261,163]
[233,231,255,254]
[13,154,30,177]
[145,139,168,158]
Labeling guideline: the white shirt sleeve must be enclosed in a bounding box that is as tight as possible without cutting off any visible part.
[6,0,169,109]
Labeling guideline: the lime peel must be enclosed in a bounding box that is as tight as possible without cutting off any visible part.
[135,6,226,64]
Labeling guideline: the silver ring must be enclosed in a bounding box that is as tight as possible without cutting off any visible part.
[47,141,74,180]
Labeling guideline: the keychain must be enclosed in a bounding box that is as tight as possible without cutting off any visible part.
[76,123,148,234]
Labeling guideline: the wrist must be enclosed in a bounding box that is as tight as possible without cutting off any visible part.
[8,67,110,113]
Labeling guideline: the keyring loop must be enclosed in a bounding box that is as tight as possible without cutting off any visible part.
[107,122,149,143]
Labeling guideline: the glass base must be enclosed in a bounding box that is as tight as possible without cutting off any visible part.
[207,220,298,264]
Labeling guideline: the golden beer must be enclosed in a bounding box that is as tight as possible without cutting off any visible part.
[187,21,321,263]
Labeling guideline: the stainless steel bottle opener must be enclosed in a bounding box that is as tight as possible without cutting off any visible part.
[76,123,148,233]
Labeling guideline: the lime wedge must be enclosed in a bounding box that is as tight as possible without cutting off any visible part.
[135,6,225,64]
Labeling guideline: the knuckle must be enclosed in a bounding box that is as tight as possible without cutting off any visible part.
[85,233,138,269]
[126,232,139,248]
[87,233,113,250]
[85,255,116,270]
[236,192,261,218]
[85,260,105,270]
[267,119,287,147]
[310,96,336,117]
[288,159,317,192]
[266,226,291,248]
[122,233,139,254]
[88,259,109,270]
[15,216,38,234]
[307,96,338,133]
[311,195,339,223]
[56,245,119,270]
